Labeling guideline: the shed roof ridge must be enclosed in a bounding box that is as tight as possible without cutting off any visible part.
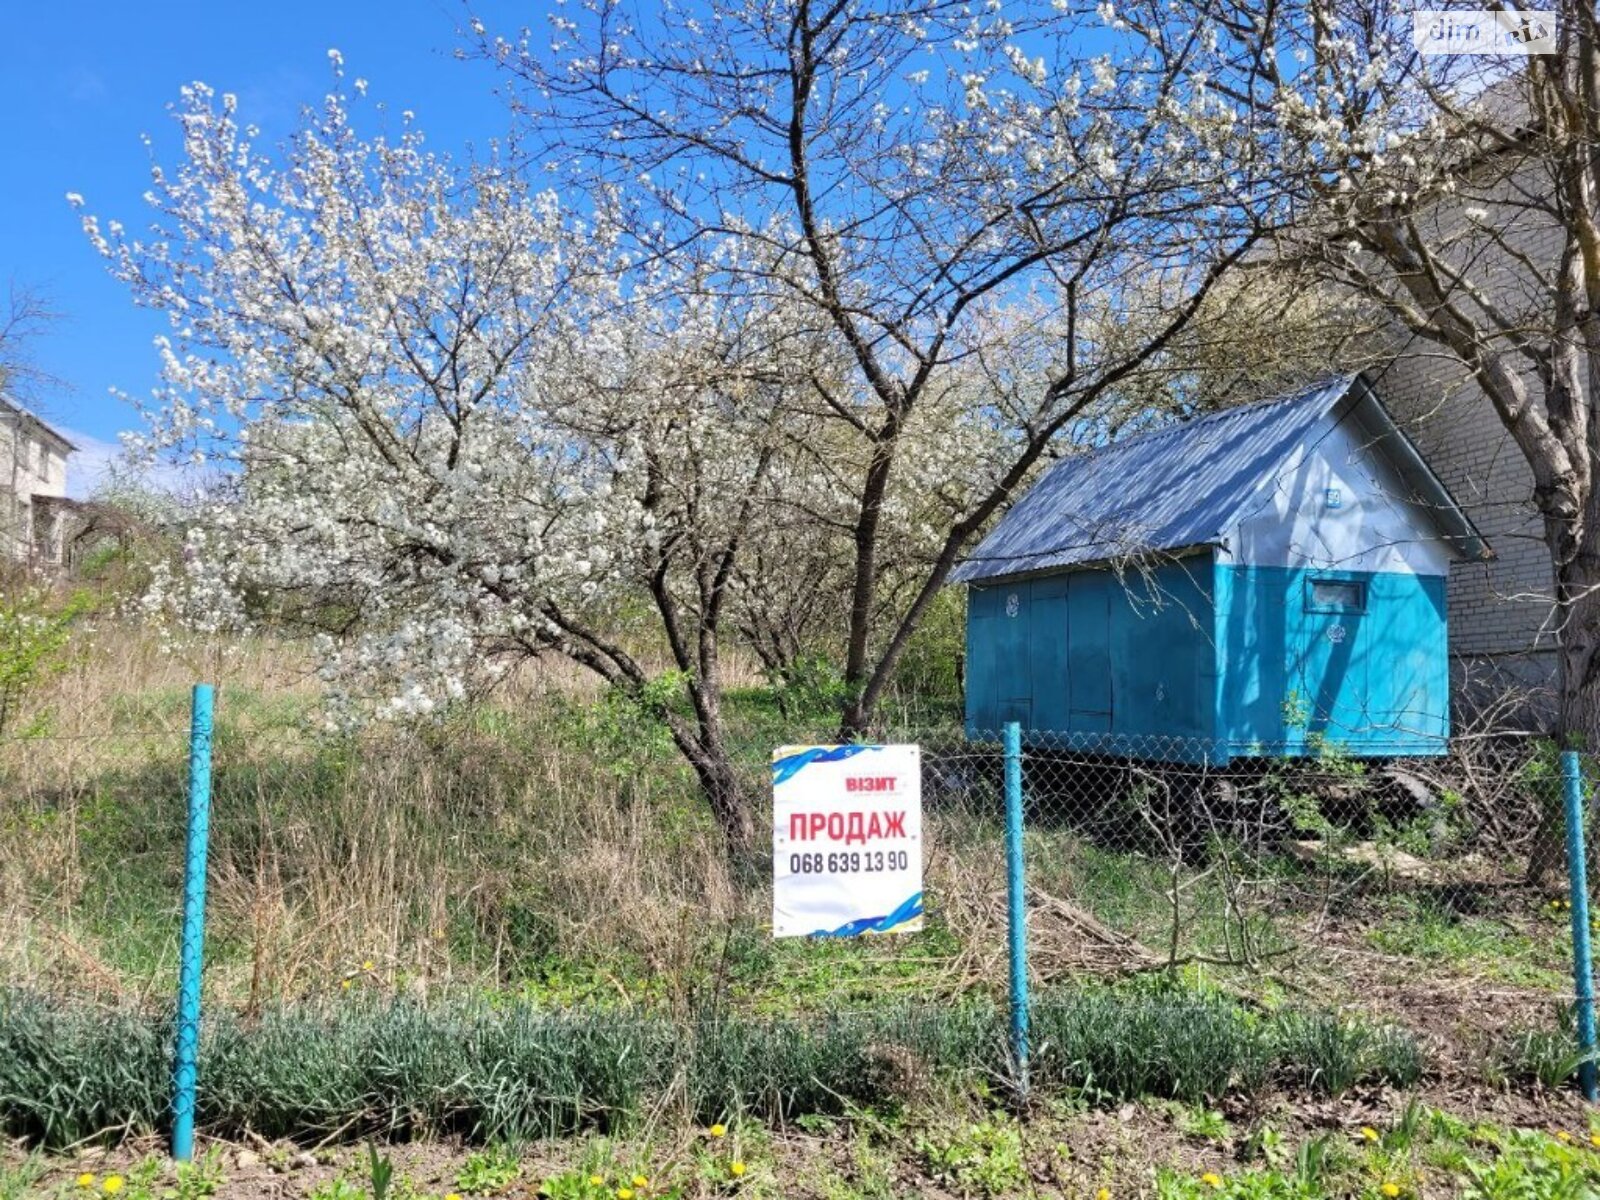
[950,373,1486,585]
[1065,373,1354,462]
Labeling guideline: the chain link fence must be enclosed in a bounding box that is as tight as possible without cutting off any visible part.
[951,728,1588,1039]
[0,699,1594,1148]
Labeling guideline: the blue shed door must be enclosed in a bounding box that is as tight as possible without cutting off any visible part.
[1293,576,1368,738]
[1067,574,1112,731]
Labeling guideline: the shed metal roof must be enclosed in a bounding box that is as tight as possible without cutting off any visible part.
[950,376,1488,584]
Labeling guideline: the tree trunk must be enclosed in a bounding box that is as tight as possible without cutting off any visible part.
[1526,518,1600,882]
[840,442,896,731]
[676,726,757,860]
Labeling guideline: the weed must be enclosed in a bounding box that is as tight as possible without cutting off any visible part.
[1461,1127,1600,1199]
[1293,1134,1335,1191]
[456,1145,521,1194]
[537,1168,650,1199]
[1383,1099,1427,1153]
[918,1117,1028,1198]
[1176,1103,1231,1141]
[171,1149,226,1200]
[1244,1125,1289,1169]
[366,1143,396,1200]
[1153,1166,1318,1199]
[0,1155,46,1200]
[1494,1027,1590,1091]
[308,1181,366,1200]
[115,1156,165,1200]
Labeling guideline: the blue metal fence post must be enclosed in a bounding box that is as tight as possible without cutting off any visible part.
[1003,721,1030,1102]
[1563,748,1598,1102]
[172,683,215,1161]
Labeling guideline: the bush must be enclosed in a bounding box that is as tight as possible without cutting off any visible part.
[0,994,172,1146]
[1032,989,1267,1102]
[1269,1011,1423,1095]
[0,993,999,1148]
[1031,990,1423,1103]
[0,988,1425,1149]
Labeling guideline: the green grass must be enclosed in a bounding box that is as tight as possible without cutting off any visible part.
[1152,1107,1600,1199]
[1365,896,1566,988]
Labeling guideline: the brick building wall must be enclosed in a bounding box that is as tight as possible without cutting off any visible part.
[1349,153,1571,725]
[1373,352,1557,716]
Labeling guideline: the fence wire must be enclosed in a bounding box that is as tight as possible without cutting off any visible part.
[0,717,1590,1101]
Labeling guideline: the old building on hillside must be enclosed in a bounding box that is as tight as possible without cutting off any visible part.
[0,394,77,567]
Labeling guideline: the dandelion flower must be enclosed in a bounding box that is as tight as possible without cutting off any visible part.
[1201,1173,1222,1188]
[1591,1134,1600,1147]
[102,1179,124,1195]
[1558,1131,1574,1142]
[362,960,375,971]
[631,1175,648,1188]
[617,1190,634,1200]
[1098,1190,1111,1200]
[589,1176,605,1187]
[1360,1127,1379,1141]
[341,979,351,990]
[1381,1185,1401,1198]
[709,1123,727,1138]
[729,1162,747,1178]
[446,1194,462,1200]
[76,1175,95,1189]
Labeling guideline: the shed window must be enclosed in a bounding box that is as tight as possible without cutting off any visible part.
[1307,578,1366,613]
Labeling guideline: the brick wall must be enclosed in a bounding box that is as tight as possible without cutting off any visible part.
[1358,161,1569,723]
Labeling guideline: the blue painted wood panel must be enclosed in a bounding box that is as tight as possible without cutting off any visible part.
[965,559,1218,750]
[1028,575,1073,733]
[1214,565,1448,756]
[965,557,1450,760]
[1066,574,1112,730]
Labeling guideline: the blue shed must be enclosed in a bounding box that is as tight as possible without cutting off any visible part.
[952,378,1490,762]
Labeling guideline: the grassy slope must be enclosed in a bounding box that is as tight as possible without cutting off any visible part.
[0,623,1594,1196]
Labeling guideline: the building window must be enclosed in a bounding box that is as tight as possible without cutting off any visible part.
[1306,577,1366,614]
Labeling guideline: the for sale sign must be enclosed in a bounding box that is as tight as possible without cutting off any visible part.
[771,744,923,938]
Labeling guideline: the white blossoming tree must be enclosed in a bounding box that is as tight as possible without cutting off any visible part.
[472,0,1296,734]
[80,75,858,850]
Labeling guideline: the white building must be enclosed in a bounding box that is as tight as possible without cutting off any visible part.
[0,395,76,567]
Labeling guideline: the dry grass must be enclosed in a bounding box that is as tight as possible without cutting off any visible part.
[0,624,834,1011]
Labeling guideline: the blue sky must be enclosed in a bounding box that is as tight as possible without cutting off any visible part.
[1,1,514,495]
